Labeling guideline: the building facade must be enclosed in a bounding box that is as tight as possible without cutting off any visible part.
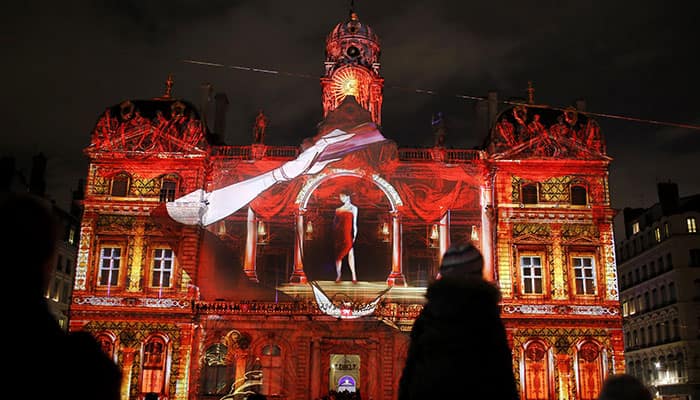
[69,12,624,400]
[616,183,700,399]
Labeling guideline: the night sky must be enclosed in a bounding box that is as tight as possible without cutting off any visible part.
[4,0,698,211]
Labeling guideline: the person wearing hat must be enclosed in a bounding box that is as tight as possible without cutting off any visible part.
[398,242,519,400]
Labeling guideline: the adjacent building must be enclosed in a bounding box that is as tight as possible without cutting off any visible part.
[616,182,700,399]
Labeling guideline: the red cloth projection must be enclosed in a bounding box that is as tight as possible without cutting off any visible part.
[333,209,355,261]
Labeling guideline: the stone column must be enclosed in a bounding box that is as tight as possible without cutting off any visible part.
[438,212,450,265]
[555,354,573,400]
[74,214,95,291]
[127,219,145,292]
[243,207,259,282]
[310,338,321,399]
[387,211,406,286]
[120,347,136,400]
[551,224,566,300]
[289,211,308,283]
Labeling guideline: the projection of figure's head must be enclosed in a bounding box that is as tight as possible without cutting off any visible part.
[339,193,351,204]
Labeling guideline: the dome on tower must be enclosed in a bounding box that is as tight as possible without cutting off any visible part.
[326,12,381,71]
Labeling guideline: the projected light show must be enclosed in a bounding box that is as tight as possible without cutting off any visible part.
[66,7,624,400]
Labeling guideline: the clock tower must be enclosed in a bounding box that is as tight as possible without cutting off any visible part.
[321,11,384,125]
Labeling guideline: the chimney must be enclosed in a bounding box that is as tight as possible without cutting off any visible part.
[657,181,679,215]
[487,91,499,128]
[575,99,587,112]
[475,98,489,138]
[214,92,229,139]
[200,83,213,128]
[71,178,85,217]
[29,152,47,197]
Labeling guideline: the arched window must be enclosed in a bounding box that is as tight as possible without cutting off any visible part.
[110,173,130,197]
[660,285,667,304]
[522,183,538,204]
[668,282,676,302]
[159,176,178,202]
[260,344,283,396]
[95,332,116,361]
[571,185,588,205]
[202,343,231,395]
[672,318,680,340]
[676,353,685,378]
[576,341,603,400]
[522,341,551,400]
[141,335,168,396]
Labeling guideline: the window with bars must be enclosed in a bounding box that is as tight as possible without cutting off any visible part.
[571,185,587,205]
[141,336,167,395]
[98,247,121,286]
[520,256,543,294]
[110,174,130,197]
[687,217,697,233]
[152,249,174,288]
[159,179,177,202]
[522,184,538,205]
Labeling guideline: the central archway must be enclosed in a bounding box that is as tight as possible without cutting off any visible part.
[289,168,406,285]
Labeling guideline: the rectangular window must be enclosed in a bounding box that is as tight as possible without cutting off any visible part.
[65,258,72,275]
[98,247,121,286]
[690,249,700,267]
[520,256,543,294]
[687,217,697,233]
[160,180,177,202]
[632,222,640,234]
[61,281,71,303]
[654,227,661,243]
[572,257,595,294]
[664,222,670,237]
[56,255,63,273]
[152,249,174,288]
[68,227,76,245]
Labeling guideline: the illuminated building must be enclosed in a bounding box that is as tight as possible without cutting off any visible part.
[69,10,624,400]
[616,183,700,399]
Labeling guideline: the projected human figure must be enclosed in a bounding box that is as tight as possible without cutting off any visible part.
[166,129,355,226]
[333,193,358,283]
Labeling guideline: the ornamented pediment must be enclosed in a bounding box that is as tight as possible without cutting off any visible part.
[89,99,208,153]
[488,105,610,160]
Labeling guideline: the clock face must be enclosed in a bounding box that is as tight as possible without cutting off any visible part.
[346,45,360,58]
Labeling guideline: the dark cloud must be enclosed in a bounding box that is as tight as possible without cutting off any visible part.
[3,0,698,210]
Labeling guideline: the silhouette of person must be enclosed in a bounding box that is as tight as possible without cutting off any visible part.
[398,242,519,400]
[597,374,653,400]
[333,193,358,283]
[3,193,122,400]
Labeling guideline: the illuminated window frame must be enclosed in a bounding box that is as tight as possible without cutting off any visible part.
[151,248,174,289]
[97,246,123,287]
[141,335,169,396]
[632,222,640,235]
[521,183,539,205]
[159,176,178,202]
[571,255,596,295]
[570,184,588,206]
[654,227,661,243]
[520,254,544,295]
[110,173,131,197]
[687,217,697,233]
